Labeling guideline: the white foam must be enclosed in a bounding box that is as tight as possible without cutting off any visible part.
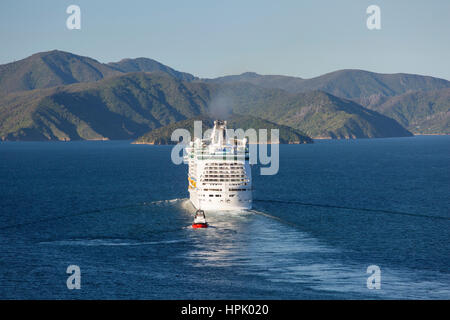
[39,238,186,247]
[183,209,450,298]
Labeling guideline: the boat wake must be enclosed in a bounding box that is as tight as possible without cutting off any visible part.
[39,238,187,247]
[146,198,186,205]
[183,207,450,299]
[13,198,450,299]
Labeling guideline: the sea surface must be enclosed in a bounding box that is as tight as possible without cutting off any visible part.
[0,136,449,299]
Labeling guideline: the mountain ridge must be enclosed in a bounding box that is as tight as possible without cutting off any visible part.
[207,70,450,134]
[0,50,197,95]
[370,88,450,134]
[209,69,450,102]
[0,72,412,141]
[2,50,448,140]
[216,83,413,138]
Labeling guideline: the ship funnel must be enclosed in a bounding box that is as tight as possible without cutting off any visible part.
[211,120,228,146]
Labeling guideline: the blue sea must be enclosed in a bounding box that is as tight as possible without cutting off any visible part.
[0,136,449,299]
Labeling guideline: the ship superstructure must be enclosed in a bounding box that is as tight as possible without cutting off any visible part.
[185,120,252,211]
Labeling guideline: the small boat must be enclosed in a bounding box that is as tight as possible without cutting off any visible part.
[192,209,208,228]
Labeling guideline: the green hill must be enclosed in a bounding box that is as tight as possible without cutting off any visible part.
[1,50,448,138]
[108,58,196,81]
[0,72,211,141]
[207,70,450,136]
[214,83,413,138]
[134,115,314,145]
[208,72,306,93]
[0,50,196,95]
[373,88,450,134]
[210,70,450,132]
[0,71,413,141]
[210,70,450,105]
[0,50,120,94]
[295,69,450,104]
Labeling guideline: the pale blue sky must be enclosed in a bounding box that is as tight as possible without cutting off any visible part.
[0,0,449,79]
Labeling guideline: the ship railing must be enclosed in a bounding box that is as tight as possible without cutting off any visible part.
[196,155,249,161]
[193,151,249,156]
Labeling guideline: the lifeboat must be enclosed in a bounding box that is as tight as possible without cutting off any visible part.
[192,209,208,228]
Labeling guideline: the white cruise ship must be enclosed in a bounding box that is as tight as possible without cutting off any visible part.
[185,120,252,211]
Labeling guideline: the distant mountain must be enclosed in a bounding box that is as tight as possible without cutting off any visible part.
[0,71,412,141]
[297,70,450,109]
[9,50,450,140]
[273,91,413,139]
[210,70,450,134]
[108,57,196,81]
[215,83,413,138]
[134,115,314,145]
[208,72,305,92]
[212,69,450,100]
[0,50,196,95]
[0,72,211,141]
[0,50,120,94]
[211,70,450,106]
[372,88,450,134]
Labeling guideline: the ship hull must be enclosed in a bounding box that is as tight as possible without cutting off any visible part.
[188,160,252,211]
[189,190,252,211]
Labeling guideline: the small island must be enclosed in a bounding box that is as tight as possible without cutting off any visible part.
[133,115,314,145]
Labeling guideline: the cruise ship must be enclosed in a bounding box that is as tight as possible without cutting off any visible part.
[185,120,252,211]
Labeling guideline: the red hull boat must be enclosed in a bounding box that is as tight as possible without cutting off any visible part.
[192,223,208,229]
[192,210,208,228]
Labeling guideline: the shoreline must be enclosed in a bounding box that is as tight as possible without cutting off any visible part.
[2,135,448,144]
[132,141,312,145]
[413,133,449,136]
